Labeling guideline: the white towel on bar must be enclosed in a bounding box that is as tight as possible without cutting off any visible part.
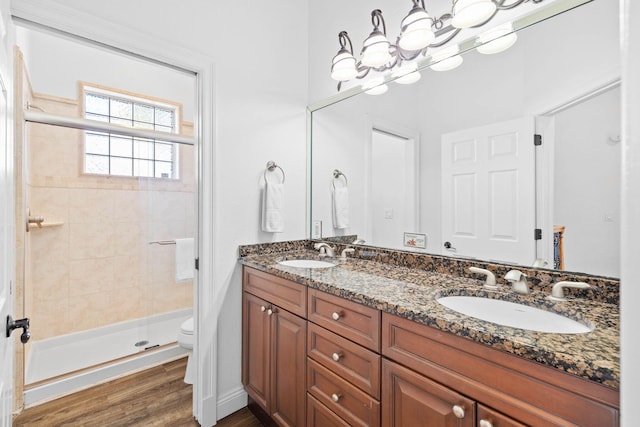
[332,186,350,229]
[175,238,194,282]
[262,182,285,233]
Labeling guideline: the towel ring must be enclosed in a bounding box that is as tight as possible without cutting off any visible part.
[264,161,285,184]
[332,169,348,190]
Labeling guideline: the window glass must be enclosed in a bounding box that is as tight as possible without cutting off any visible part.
[83,87,180,179]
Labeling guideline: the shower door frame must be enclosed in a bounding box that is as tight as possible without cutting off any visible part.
[10,3,219,426]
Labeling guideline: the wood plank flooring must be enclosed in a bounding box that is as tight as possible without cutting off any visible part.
[14,357,263,427]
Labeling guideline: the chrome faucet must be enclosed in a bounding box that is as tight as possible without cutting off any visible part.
[314,242,336,257]
[504,270,529,295]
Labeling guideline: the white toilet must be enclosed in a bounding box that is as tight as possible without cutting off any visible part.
[177,316,195,384]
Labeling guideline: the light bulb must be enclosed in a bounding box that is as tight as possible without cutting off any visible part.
[476,24,518,54]
[452,0,497,29]
[362,77,388,95]
[430,46,463,71]
[399,6,435,51]
[391,63,422,84]
[331,49,358,81]
[396,71,421,84]
[431,55,463,71]
[361,31,392,67]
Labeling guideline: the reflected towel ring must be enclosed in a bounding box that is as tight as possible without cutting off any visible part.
[332,169,348,190]
[264,161,285,184]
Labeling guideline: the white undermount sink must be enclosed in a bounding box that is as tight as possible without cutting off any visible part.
[278,259,336,269]
[437,296,593,334]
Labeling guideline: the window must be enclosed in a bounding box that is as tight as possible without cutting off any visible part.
[83,86,180,179]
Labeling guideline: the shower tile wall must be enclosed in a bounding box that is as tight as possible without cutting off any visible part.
[26,93,194,341]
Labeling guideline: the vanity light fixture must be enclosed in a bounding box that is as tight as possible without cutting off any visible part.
[330,0,546,91]
[430,45,464,71]
[398,0,436,51]
[451,0,497,29]
[363,77,389,95]
[476,23,518,54]
[391,63,422,84]
[330,31,359,81]
[361,10,393,68]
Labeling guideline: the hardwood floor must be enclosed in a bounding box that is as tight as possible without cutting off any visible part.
[14,357,263,427]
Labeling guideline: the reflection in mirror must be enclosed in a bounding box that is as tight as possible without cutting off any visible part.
[310,0,620,278]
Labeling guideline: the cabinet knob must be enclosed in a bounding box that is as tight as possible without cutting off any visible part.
[331,393,342,402]
[267,308,277,316]
[332,352,343,362]
[452,405,465,419]
[260,306,266,312]
[331,311,342,321]
[479,420,493,427]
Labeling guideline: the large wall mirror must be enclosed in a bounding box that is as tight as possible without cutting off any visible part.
[310,0,620,278]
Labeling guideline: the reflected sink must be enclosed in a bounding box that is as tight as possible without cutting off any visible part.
[437,296,593,334]
[278,259,336,269]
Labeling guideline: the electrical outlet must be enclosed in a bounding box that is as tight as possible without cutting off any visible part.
[312,220,322,238]
[384,208,394,219]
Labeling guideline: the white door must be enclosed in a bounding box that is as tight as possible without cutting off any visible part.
[441,117,536,265]
[0,6,15,425]
[369,128,418,249]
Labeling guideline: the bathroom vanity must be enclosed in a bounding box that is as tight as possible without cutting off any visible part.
[239,241,620,427]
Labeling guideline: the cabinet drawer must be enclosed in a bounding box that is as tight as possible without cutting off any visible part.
[308,322,380,399]
[243,267,307,317]
[478,404,527,427]
[307,394,351,427]
[308,289,380,351]
[308,358,380,427]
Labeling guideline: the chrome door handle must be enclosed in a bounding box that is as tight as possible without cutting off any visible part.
[6,315,31,344]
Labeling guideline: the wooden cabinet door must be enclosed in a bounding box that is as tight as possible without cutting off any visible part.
[271,304,307,427]
[382,359,475,427]
[242,292,272,413]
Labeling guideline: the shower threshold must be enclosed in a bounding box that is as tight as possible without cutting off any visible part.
[24,309,191,405]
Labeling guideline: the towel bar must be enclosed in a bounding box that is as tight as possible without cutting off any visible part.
[264,161,285,184]
[332,169,348,189]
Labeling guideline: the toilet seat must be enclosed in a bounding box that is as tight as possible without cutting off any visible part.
[177,316,194,350]
[180,317,194,335]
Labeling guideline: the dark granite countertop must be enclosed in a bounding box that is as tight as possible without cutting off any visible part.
[239,249,619,390]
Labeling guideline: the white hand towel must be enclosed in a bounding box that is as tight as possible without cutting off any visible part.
[175,238,195,282]
[262,182,285,232]
[332,186,350,229]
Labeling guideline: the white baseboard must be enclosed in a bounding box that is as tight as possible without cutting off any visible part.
[216,386,248,420]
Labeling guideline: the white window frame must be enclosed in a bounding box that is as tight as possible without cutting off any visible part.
[81,83,182,180]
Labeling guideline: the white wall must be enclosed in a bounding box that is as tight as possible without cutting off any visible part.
[553,87,621,277]
[13,0,309,420]
[15,26,196,119]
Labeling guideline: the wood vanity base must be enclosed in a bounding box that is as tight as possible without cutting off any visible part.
[241,267,620,427]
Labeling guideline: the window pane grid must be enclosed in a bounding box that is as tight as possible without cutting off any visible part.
[84,90,177,179]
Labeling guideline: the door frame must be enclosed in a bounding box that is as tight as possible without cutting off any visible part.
[0,3,15,426]
[9,2,218,425]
